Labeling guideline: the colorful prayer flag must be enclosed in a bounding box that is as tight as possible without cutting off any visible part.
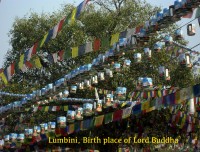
[33,56,42,68]
[110,33,120,46]
[78,44,85,56]
[76,0,90,19]
[113,110,123,121]
[70,8,77,24]
[27,43,37,61]
[68,124,75,134]
[40,33,48,48]
[0,71,8,84]
[52,17,66,39]
[104,113,113,124]
[72,47,78,58]
[18,54,25,69]
[5,62,15,81]
[94,115,104,127]
[93,38,101,51]
[122,107,132,119]
[64,47,72,60]
[85,42,93,53]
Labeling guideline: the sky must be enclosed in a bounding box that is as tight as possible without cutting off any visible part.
[0,0,199,68]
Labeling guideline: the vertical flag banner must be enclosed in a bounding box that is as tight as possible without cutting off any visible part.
[58,50,65,61]
[78,44,85,56]
[18,54,25,70]
[76,0,90,18]
[27,43,37,61]
[33,56,42,68]
[70,8,77,25]
[52,53,58,63]
[93,38,101,51]
[85,42,93,53]
[94,115,104,127]
[72,47,78,58]
[64,47,72,60]
[45,29,54,44]
[52,17,66,39]
[40,33,48,48]
[5,63,15,81]
[110,33,120,46]
[0,71,8,84]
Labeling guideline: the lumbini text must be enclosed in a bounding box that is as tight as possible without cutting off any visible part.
[49,137,79,144]
[133,137,179,144]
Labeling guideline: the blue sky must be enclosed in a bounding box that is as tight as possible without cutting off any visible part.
[0,0,199,68]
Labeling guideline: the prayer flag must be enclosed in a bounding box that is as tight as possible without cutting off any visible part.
[72,47,78,58]
[94,115,104,127]
[104,113,113,124]
[110,33,119,46]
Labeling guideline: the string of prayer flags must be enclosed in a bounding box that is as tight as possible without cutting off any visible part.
[2,98,200,146]
[0,1,90,85]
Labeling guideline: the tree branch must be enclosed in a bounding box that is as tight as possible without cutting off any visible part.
[94,0,114,13]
